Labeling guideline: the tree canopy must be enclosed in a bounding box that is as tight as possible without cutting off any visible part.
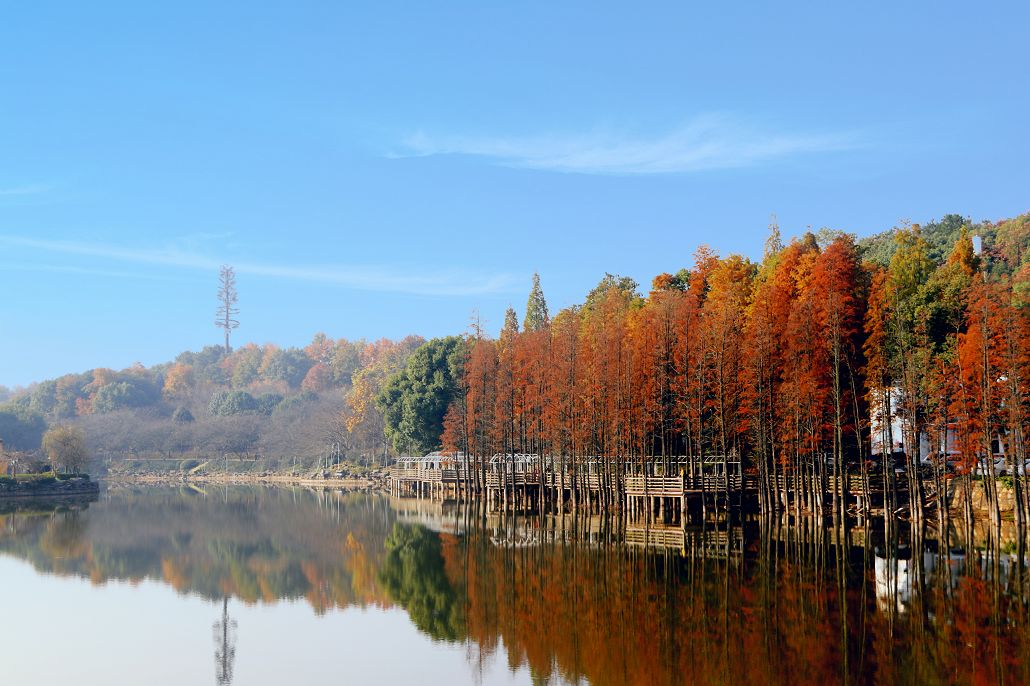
[42,425,89,473]
[376,337,466,455]
[0,404,46,451]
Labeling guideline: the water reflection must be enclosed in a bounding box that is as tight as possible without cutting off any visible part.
[380,523,464,640]
[0,486,1028,685]
[213,597,237,685]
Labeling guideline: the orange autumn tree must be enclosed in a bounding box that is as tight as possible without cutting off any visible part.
[810,237,867,518]
[744,232,807,511]
[954,279,1006,527]
[698,254,754,504]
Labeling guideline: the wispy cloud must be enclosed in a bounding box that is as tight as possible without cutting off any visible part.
[0,184,51,197]
[0,236,515,297]
[397,114,861,175]
[0,261,191,282]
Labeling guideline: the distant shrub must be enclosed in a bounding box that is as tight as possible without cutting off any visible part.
[274,391,318,414]
[172,406,195,424]
[255,393,284,416]
[92,379,160,413]
[209,391,257,416]
[19,459,50,474]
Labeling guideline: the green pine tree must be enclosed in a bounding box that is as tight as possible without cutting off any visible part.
[523,272,550,332]
[502,306,520,344]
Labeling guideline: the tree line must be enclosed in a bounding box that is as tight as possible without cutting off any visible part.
[0,333,427,470]
[374,212,1030,528]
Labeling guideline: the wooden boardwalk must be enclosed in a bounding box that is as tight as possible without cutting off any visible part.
[389,457,909,522]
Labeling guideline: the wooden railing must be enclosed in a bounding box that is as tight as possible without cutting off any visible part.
[766,474,909,493]
[624,527,743,555]
[683,475,748,492]
[395,469,759,494]
[624,474,754,496]
[625,526,686,548]
[392,467,441,482]
[625,476,683,496]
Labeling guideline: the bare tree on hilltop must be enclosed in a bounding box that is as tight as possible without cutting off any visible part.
[216,265,240,353]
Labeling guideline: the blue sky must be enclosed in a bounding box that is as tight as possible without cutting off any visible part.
[1,1,1028,387]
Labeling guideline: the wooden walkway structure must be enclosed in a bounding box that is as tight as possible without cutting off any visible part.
[384,496,909,560]
[624,525,746,558]
[389,453,910,522]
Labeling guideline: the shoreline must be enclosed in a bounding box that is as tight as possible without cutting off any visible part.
[0,477,100,502]
[99,472,1021,531]
[103,472,389,490]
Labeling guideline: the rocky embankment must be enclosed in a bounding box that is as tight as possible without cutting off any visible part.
[0,475,100,500]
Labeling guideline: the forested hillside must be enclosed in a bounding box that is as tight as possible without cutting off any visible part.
[858,212,1030,274]
[0,335,425,470]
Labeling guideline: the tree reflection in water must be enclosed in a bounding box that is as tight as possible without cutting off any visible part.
[213,597,237,686]
[392,512,1030,686]
[0,488,1029,685]
[379,523,464,641]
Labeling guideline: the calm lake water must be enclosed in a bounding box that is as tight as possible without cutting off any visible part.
[1,485,1028,685]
